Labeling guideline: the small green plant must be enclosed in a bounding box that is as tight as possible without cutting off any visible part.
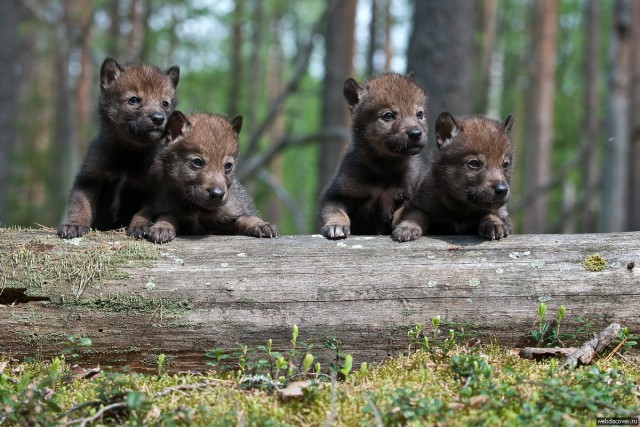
[157,353,166,376]
[61,335,92,360]
[613,326,638,354]
[527,303,572,347]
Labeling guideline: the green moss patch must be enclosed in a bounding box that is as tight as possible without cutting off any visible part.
[582,253,607,272]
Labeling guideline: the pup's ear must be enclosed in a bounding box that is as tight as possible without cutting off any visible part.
[100,57,124,90]
[230,116,243,135]
[165,66,180,88]
[343,78,363,110]
[166,111,190,143]
[435,112,460,148]
[503,115,514,133]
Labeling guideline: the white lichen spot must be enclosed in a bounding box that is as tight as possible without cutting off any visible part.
[427,280,437,287]
[467,298,473,304]
[496,268,504,274]
[610,261,621,269]
[173,257,184,265]
[509,252,519,259]
[145,281,156,291]
[523,251,531,256]
[351,245,363,249]
[67,237,83,246]
[311,234,323,238]
[468,278,481,287]
[221,262,229,268]
[478,257,487,263]
[237,253,247,257]
[205,282,211,287]
[538,295,552,303]
[427,255,436,260]
[531,260,546,269]
[336,242,347,247]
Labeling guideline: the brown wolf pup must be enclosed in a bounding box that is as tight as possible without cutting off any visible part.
[57,57,179,238]
[128,111,278,244]
[392,112,514,242]
[318,73,428,239]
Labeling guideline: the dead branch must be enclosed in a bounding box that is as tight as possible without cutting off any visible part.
[560,323,621,369]
[517,347,578,360]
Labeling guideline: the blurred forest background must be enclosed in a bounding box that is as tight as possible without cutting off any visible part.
[0,0,639,235]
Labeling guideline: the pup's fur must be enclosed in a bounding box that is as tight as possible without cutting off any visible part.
[393,112,514,241]
[57,57,179,238]
[318,73,428,239]
[128,112,278,244]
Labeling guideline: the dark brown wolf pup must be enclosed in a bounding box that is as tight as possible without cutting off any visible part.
[57,57,179,238]
[392,112,514,242]
[318,73,428,239]
[128,112,278,244]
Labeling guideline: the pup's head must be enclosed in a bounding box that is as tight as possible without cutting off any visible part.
[344,73,427,157]
[161,111,242,210]
[98,57,180,146]
[435,112,514,210]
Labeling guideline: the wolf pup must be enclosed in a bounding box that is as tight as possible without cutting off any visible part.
[392,112,514,242]
[128,112,278,244]
[57,57,179,239]
[318,73,428,239]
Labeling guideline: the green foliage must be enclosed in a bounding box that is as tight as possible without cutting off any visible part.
[528,303,574,347]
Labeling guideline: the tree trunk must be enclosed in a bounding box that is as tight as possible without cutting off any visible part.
[0,1,25,224]
[227,0,244,117]
[628,0,640,231]
[1,230,637,373]
[406,0,477,124]
[580,0,601,233]
[522,0,558,234]
[601,0,631,232]
[317,0,357,196]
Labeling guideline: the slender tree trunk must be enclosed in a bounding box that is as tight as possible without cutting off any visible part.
[317,0,357,195]
[227,0,244,117]
[125,0,145,62]
[406,0,477,123]
[366,0,377,76]
[522,0,558,234]
[628,1,640,231]
[71,0,94,159]
[580,0,601,232]
[478,0,498,115]
[107,0,121,57]
[601,0,631,232]
[382,0,392,72]
[0,1,25,224]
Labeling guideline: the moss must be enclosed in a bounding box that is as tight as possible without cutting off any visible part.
[73,293,192,316]
[0,229,161,300]
[582,253,607,271]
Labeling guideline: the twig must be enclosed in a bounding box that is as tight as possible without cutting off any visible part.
[61,402,127,427]
[363,395,384,427]
[560,323,621,369]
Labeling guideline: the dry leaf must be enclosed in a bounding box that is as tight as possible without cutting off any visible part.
[277,380,319,401]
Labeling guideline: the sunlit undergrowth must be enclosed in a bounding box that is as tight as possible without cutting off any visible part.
[1,343,638,426]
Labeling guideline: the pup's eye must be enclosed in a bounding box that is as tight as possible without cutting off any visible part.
[162,100,170,109]
[502,160,511,169]
[191,158,204,168]
[224,162,234,173]
[128,96,140,105]
[382,112,395,121]
[416,111,424,119]
[467,159,481,169]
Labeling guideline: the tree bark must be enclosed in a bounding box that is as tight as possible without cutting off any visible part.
[522,0,558,234]
[580,0,601,233]
[227,0,245,117]
[628,1,640,231]
[406,0,477,124]
[1,229,638,373]
[317,0,357,197]
[0,1,26,224]
[601,0,631,232]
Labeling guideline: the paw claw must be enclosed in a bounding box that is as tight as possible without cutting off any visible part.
[57,224,89,239]
[321,224,350,240]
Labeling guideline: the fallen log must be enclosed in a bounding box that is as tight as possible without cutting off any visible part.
[0,229,638,372]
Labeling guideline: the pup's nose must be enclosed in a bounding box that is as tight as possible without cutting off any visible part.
[208,187,225,199]
[149,112,165,125]
[493,183,509,198]
[407,127,422,141]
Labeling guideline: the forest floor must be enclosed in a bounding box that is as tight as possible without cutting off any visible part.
[1,329,639,426]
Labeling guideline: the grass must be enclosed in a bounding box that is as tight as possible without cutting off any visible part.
[1,333,638,426]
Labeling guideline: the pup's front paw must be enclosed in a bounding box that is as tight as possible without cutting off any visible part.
[148,222,176,244]
[246,222,279,238]
[478,216,511,240]
[127,218,153,239]
[322,224,350,240]
[392,221,422,242]
[57,224,89,239]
